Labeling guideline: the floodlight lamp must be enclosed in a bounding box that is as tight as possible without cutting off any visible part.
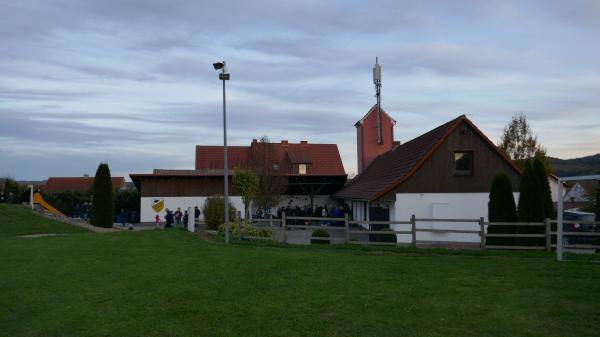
[213,62,224,70]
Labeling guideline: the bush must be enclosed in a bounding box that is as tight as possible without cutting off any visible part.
[487,172,517,246]
[203,197,237,230]
[90,163,114,228]
[1,178,28,204]
[114,189,140,223]
[311,229,330,244]
[42,190,91,217]
[218,223,272,238]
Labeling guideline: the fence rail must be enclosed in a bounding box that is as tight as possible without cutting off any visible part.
[226,213,599,253]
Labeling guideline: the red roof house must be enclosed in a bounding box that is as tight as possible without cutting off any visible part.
[43,176,126,194]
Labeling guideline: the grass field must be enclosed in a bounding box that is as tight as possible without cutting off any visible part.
[1,204,600,336]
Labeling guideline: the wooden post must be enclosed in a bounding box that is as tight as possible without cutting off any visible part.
[479,217,485,251]
[344,213,350,243]
[282,212,287,243]
[545,218,551,251]
[236,211,242,241]
[410,214,416,249]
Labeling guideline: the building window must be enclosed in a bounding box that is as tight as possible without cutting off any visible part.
[454,151,473,176]
[298,164,307,175]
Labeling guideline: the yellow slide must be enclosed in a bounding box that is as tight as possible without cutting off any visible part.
[33,192,65,216]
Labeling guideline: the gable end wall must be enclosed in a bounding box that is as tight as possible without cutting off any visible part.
[381,120,520,199]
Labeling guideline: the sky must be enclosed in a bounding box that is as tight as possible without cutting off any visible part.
[1,0,599,181]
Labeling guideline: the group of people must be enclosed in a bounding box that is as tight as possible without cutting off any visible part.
[156,206,201,229]
[253,204,350,226]
[73,202,92,219]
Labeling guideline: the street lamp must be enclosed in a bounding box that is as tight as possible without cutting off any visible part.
[213,61,230,244]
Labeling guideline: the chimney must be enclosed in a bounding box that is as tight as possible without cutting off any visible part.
[83,174,89,179]
[300,140,308,145]
[281,140,288,145]
[251,138,258,144]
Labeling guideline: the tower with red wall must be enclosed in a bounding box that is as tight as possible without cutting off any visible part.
[356,104,396,174]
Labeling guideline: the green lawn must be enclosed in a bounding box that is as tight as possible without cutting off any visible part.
[0,204,85,237]
[1,204,600,336]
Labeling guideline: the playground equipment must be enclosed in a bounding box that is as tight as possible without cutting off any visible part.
[33,192,65,217]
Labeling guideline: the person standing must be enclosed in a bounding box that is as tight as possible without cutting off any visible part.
[164,209,174,228]
[174,207,183,227]
[155,214,161,228]
[194,206,200,220]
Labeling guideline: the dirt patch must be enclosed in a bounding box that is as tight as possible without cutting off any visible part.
[17,233,66,238]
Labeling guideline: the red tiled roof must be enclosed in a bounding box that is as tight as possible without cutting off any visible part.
[195,146,251,171]
[195,141,345,176]
[43,177,125,194]
[334,115,521,201]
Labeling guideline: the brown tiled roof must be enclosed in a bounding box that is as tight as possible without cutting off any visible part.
[43,177,125,194]
[334,115,521,201]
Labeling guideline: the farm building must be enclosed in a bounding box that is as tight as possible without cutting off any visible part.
[130,139,347,223]
[334,106,522,243]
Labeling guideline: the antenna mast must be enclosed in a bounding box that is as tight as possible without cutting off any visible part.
[373,57,382,144]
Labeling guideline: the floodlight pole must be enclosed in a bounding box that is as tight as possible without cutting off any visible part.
[221,63,230,244]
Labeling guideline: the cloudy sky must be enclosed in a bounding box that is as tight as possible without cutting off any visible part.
[1,0,599,181]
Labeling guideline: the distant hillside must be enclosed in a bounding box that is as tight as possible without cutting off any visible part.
[549,153,600,177]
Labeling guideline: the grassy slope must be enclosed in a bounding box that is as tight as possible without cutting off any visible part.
[1,205,600,336]
[0,204,85,237]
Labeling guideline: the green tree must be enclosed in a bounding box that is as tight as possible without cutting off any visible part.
[487,172,517,246]
[516,158,552,246]
[1,177,28,204]
[232,168,259,222]
[498,113,551,173]
[517,160,534,222]
[90,163,114,228]
[532,157,554,220]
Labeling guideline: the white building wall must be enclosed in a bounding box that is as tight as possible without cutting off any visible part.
[140,196,245,223]
[549,177,566,203]
[391,192,519,243]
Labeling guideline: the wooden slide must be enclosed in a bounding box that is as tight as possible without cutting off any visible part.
[33,192,65,216]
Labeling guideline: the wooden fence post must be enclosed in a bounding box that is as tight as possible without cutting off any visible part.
[479,217,485,251]
[410,214,416,249]
[236,211,242,241]
[545,218,551,251]
[282,212,287,243]
[344,213,350,244]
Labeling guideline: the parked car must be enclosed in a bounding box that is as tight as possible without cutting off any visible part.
[562,211,597,246]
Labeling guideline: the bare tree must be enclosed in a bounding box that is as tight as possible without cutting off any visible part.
[250,136,287,213]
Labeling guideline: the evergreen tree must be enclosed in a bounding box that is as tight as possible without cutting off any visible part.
[90,163,114,228]
[488,172,517,222]
[487,172,517,245]
[517,160,534,222]
[532,157,554,220]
